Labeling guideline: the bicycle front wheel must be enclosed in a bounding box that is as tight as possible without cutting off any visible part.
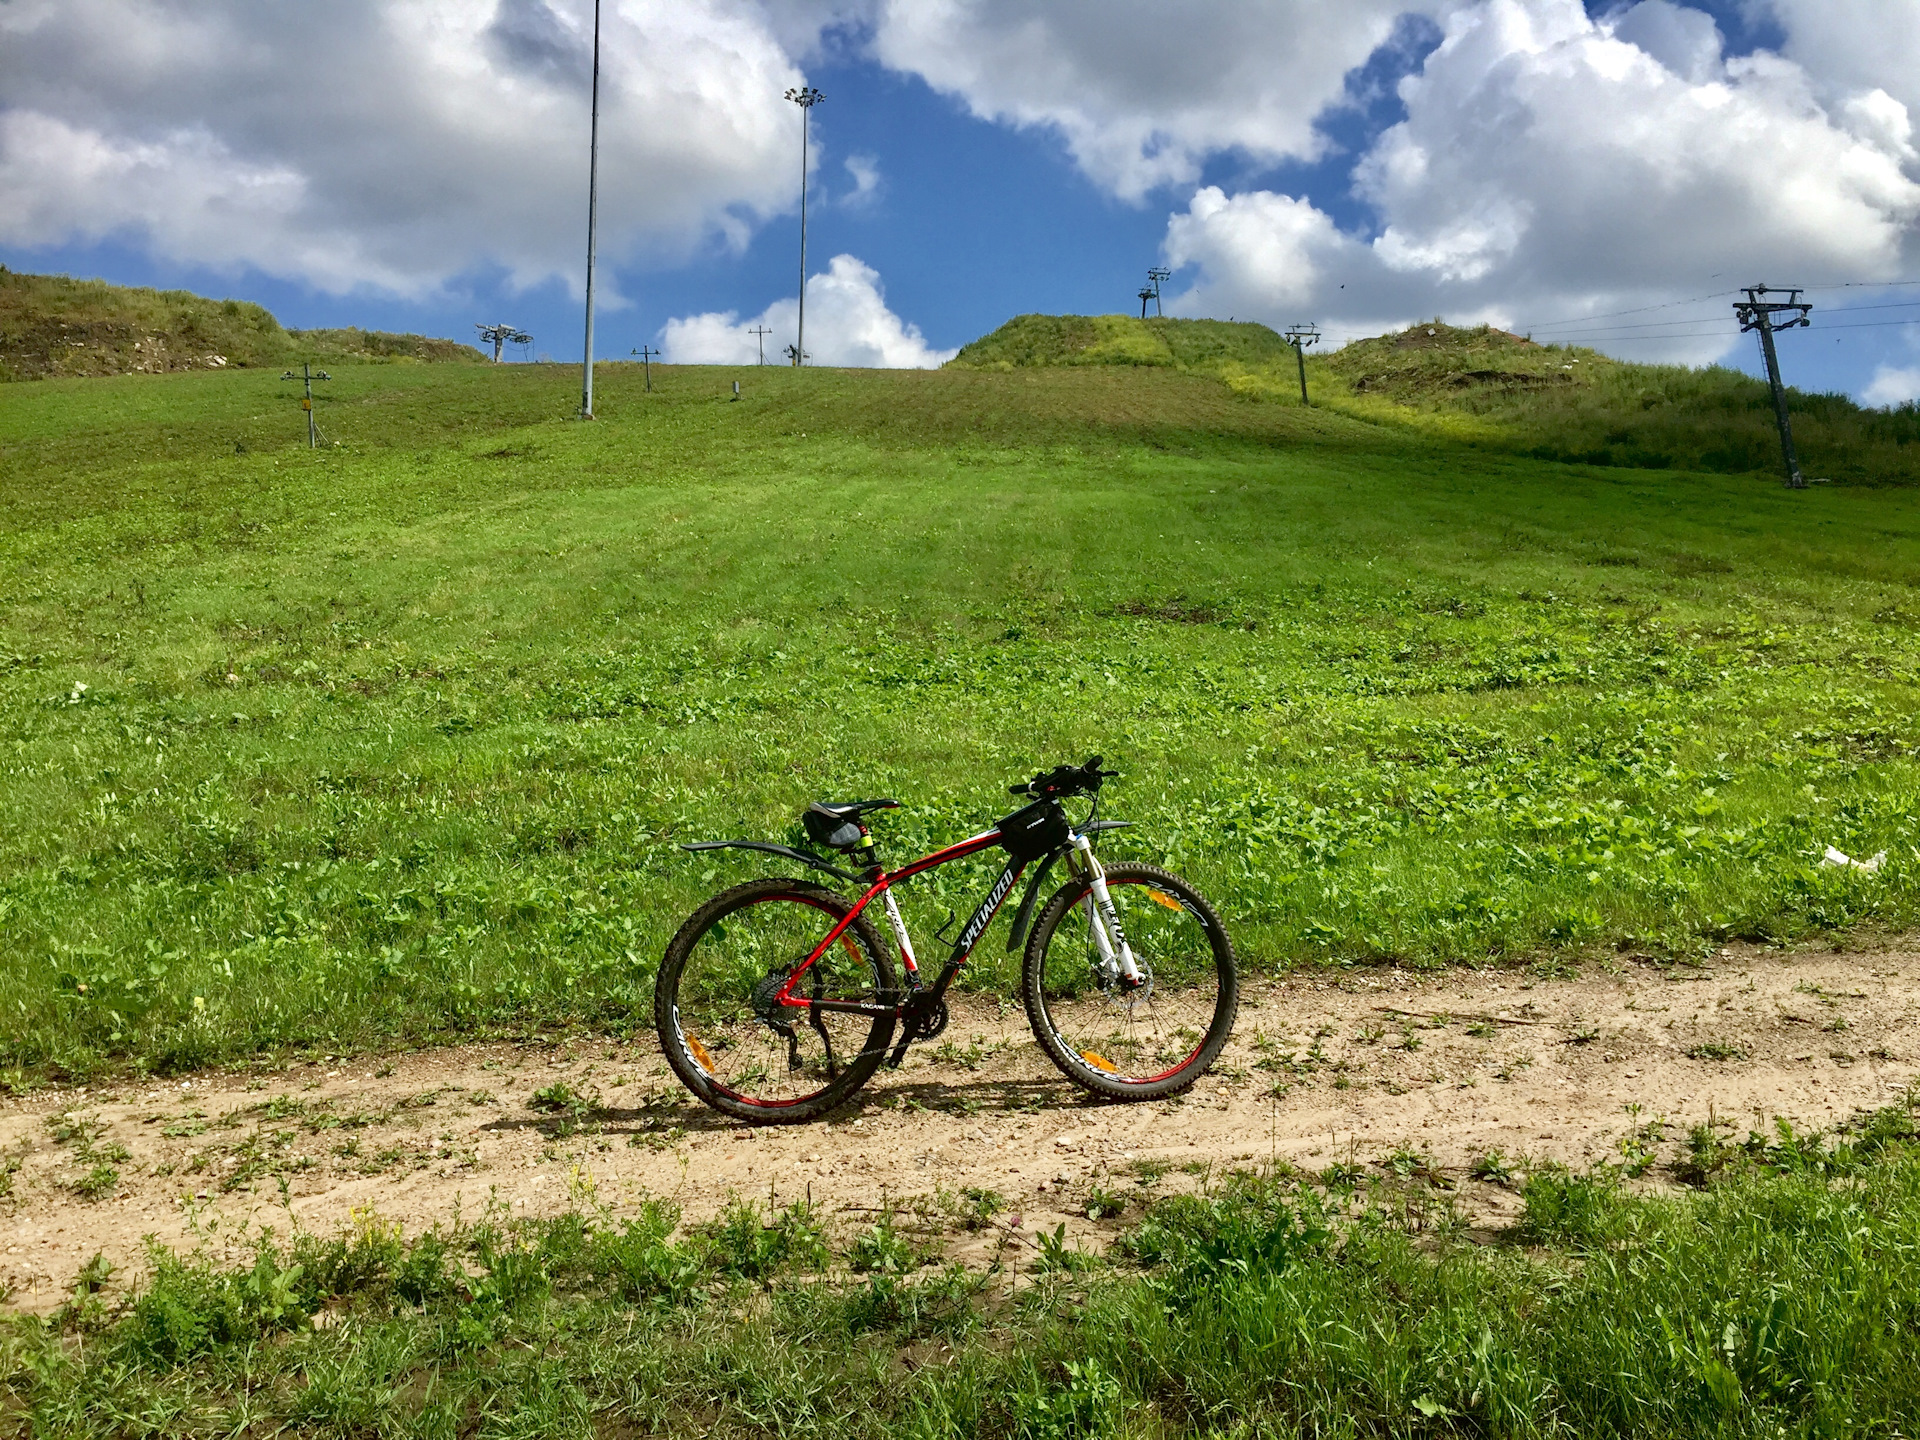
[655,878,897,1124]
[1022,862,1238,1099]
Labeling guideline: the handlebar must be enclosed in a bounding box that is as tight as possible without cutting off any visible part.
[1010,755,1118,799]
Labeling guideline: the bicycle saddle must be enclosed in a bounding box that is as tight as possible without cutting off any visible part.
[803,798,899,851]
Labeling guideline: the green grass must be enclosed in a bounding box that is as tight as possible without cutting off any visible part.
[954,312,1920,485]
[1306,322,1920,486]
[2,358,1920,1079]
[9,1103,1919,1438]
[0,268,483,381]
[948,312,1297,372]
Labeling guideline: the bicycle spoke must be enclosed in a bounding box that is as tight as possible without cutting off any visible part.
[668,892,890,1111]
[1032,869,1232,1087]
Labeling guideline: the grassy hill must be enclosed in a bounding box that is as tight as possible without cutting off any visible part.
[5,355,1919,1436]
[1307,320,1920,485]
[0,267,485,381]
[2,358,1918,1080]
[947,312,1296,372]
[954,313,1920,485]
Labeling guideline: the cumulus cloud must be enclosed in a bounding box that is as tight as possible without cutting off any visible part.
[0,0,813,297]
[1161,187,1428,346]
[868,0,1430,201]
[1155,0,1920,363]
[1864,365,1920,408]
[1762,0,1920,121]
[1359,0,1920,292]
[660,255,955,369]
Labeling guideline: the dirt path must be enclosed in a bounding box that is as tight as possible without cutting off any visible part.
[4,943,1915,1312]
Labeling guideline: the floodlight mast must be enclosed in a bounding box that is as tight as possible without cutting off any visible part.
[1284,324,1321,406]
[1734,284,1813,488]
[785,85,825,366]
[579,0,603,419]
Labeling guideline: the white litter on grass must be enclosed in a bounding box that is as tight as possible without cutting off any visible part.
[1821,846,1886,874]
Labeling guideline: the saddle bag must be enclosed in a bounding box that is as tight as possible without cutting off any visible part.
[803,804,866,851]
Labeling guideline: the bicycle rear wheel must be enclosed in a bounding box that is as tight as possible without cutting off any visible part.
[654,878,897,1124]
[1022,862,1237,1099]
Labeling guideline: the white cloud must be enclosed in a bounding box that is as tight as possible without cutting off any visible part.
[1864,365,1920,408]
[0,0,814,297]
[841,154,883,210]
[868,0,1432,201]
[1360,0,1920,293]
[1156,0,1920,363]
[1762,0,1920,122]
[1161,187,1411,344]
[660,255,955,369]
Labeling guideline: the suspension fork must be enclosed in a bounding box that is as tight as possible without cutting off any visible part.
[1067,835,1143,982]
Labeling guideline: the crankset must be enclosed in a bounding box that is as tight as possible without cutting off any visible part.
[884,995,949,1069]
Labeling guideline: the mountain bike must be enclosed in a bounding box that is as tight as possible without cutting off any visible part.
[654,757,1239,1123]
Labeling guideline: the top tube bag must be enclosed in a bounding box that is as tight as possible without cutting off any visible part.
[995,799,1071,863]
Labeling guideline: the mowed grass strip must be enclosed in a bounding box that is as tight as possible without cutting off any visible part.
[2,361,1918,1077]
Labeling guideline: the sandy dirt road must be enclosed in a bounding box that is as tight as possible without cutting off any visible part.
[3,942,1914,1312]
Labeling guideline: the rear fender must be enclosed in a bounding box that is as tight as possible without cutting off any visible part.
[680,840,860,884]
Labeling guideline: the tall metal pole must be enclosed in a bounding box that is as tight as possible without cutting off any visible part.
[281,365,330,447]
[1755,316,1801,487]
[1734,285,1812,489]
[1285,324,1320,406]
[580,0,602,418]
[785,87,824,366]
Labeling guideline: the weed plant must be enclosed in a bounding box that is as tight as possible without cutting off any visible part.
[2,360,1919,1078]
[8,1106,1919,1437]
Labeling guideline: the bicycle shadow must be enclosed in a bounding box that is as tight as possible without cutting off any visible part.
[474,1071,1121,1140]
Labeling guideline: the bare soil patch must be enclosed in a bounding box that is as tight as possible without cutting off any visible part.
[4,942,1914,1312]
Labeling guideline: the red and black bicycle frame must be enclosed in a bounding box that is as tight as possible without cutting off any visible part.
[686,816,1131,1045]
[777,826,1018,1020]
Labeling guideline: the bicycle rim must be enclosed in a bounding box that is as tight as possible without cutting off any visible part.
[1028,866,1234,1092]
[664,888,893,1113]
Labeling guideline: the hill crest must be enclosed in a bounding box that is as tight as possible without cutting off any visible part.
[946,313,1294,372]
[0,268,485,381]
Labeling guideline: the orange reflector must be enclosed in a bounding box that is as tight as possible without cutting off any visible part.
[1080,1050,1117,1073]
[686,1035,716,1073]
[1144,888,1184,911]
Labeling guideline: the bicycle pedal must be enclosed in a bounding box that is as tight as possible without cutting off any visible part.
[884,1034,914,1069]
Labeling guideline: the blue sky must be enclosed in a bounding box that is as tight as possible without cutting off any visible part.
[3,0,1917,401]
